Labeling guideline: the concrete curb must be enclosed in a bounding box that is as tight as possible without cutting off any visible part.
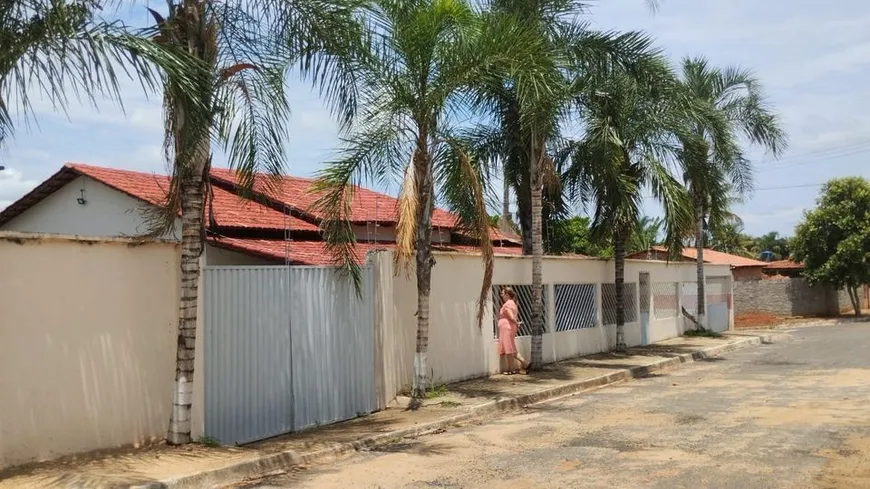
[777,316,866,329]
[132,334,771,489]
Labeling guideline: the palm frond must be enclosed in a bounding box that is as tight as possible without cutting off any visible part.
[435,135,494,328]
[0,2,210,148]
[395,151,418,272]
[312,119,405,293]
[646,156,693,257]
[216,60,291,196]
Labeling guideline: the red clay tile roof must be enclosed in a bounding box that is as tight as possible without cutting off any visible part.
[208,185,318,231]
[68,163,319,231]
[763,259,804,270]
[209,168,458,227]
[644,246,767,268]
[0,163,523,254]
[207,237,524,265]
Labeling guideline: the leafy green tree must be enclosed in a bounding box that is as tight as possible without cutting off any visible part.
[546,216,593,255]
[313,0,541,399]
[675,57,786,330]
[792,177,870,315]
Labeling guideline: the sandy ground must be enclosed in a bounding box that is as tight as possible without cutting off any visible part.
[0,335,738,488]
[238,323,870,489]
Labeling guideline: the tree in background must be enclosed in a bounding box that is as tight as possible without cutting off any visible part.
[792,177,870,315]
[545,214,660,257]
[628,215,663,254]
[707,220,754,257]
[675,57,786,330]
[750,231,791,261]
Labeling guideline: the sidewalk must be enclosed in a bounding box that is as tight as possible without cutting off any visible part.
[0,332,774,489]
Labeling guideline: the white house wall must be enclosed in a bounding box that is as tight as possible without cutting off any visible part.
[0,234,181,468]
[2,176,180,239]
[369,251,732,406]
[350,223,452,245]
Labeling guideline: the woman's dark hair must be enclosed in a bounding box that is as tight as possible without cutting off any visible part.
[501,286,516,301]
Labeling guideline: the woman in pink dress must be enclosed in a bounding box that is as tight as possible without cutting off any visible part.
[497,287,527,374]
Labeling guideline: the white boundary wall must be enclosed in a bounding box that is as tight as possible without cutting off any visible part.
[369,250,732,407]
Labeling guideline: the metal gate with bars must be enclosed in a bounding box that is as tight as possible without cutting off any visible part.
[203,265,376,445]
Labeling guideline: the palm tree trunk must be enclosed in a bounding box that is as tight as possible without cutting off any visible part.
[614,229,627,352]
[694,199,707,331]
[411,140,434,400]
[517,168,532,255]
[529,136,544,369]
[168,129,209,446]
[501,173,511,233]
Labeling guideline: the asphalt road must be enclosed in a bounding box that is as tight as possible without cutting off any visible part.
[240,323,870,489]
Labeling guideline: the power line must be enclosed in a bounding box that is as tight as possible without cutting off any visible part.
[759,139,870,164]
[641,182,825,199]
[756,143,870,173]
[754,183,824,191]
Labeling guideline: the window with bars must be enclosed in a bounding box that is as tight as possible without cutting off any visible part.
[601,283,638,325]
[554,284,597,331]
[492,285,548,337]
[652,282,678,318]
[681,282,698,315]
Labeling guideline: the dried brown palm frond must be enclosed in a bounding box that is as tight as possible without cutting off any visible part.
[394,151,418,273]
[437,137,494,329]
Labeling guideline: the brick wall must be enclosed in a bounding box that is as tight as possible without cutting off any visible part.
[733,277,840,317]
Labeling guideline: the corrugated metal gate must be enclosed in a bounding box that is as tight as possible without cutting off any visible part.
[706,276,730,332]
[203,266,376,445]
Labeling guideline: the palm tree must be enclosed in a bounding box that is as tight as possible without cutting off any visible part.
[468,0,659,369]
[140,0,365,445]
[628,216,662,254]
[676,57,786,329]
[707,220,754,257]
[563,61,696,352]
[313,0,541,399]
[750,231,790,260]
[1,0,202,147]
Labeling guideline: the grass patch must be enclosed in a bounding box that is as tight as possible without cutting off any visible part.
[684,329,723,338]
[399,383,451,401]
[440,400,461,408]
[196,436,221,447]
[425,383,449,399]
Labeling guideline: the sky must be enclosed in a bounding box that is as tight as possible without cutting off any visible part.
[1,0,869,237]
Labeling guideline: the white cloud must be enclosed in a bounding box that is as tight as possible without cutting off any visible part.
[0,168,39,210]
